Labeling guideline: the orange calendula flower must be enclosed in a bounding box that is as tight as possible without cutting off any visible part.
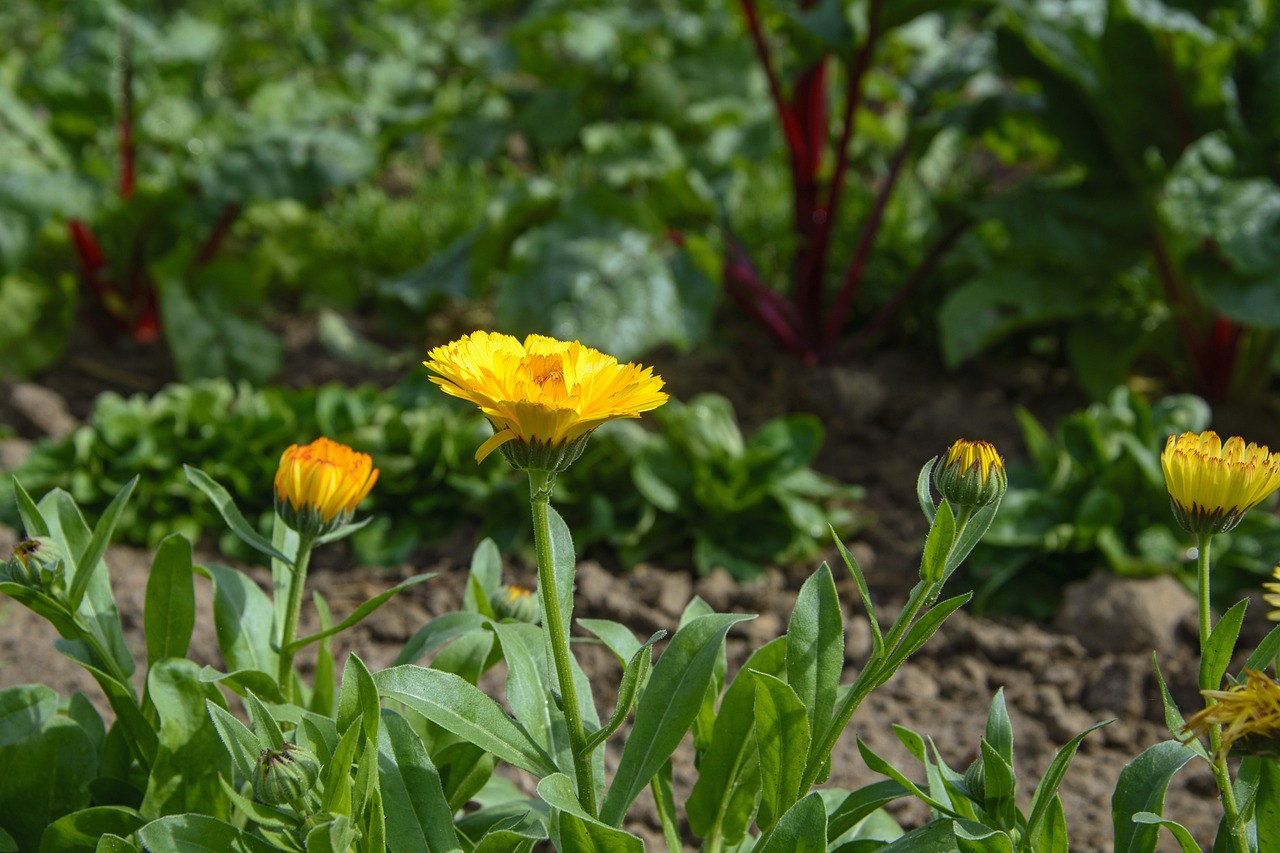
[274,437,378,537]
[934,439,1006,509]
[424,331,669,471]
[1183,669,1280,760]
[1160,431,1280,535]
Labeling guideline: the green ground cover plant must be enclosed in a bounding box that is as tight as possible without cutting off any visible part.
[6,331,1280,852]
[0,379,859,579]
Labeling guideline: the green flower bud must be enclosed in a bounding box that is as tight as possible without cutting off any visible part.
[963,757,986,800]
[8,537,66,596]
[934,439,1006,510]
[489,584,539,623]
[253,742,321,806]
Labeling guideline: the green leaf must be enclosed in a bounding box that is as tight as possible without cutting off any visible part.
[37,806,145,853]
[311,593,335,717]
[488,620,571,772]
[1257,758,1280,853]
[378,711,462,853]
[196,668,285,705]
[785,563,843,766]
[241,690,285,752]
[756,791,828,853]
[1026,719,1111,843]
[753,673,810,834]
[599,612,754,826]
[978,739,1017,831]
[141,659,231,821]
[1034,794,1069,853]
[463,538,503,613]
[13,479,49,537]
[832,529,883,657]
[1201,600,1247,691]
[195,563,279,677]
[876,593,972,686]
[305,814,359,853]
[541,506,577,678]
[825,780,911,839]
[183,467,291,564]
[375,665,557,777]
[393,612,489,667]
[539,774,645,853]
[287,574,435,653]
[338,653,381,744]
[577,619,643,665]
[1112,740,1198,853]
[145,535,195,665]
[984,690,1013,767]
[917,458,938,523]
[1129,814,1202,853]
[68,476,137,613]
[1151,656,1206,759]
[205,702,260,783]
[857,737,956,816]
[685,637,786,841]
[137,814,276,853]
[320,723,363,816]
[1244,624,1280,672]
[0,684,58,748]
[583,632,660,753]
[94,834,140,853]
[434,741,496,812]
[0,718,96,851]
[921,500,956,583]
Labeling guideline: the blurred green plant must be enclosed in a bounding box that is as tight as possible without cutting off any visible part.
[941,0,1280,401]
[0,381,859,578]
[964,387,1280,617]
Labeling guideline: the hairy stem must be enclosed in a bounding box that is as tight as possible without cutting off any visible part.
[277,538,314,704]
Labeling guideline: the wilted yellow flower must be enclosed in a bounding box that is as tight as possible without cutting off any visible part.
[1160,431,1280,535]
[1183,669,1280,760]
[274,437,378,536]
[934,439,1006,509]
[424,331,669,470]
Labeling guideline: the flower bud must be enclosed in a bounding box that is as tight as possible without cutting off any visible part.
[274,437,378,538]
[963,757,986,800]
[934,440,1006,509]
[253,742,321,806]
[489,584,539,623]
[8,537,66,595]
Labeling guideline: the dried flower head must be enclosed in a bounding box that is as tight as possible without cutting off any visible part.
[424,331,668,471]
[274,437,378,537]
[1161,431,1280,535]
[1183,669,1280,760]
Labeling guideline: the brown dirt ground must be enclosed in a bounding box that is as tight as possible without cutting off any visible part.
[2,323,1271,851]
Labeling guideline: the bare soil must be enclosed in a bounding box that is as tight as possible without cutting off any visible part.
[2,324,1268,851]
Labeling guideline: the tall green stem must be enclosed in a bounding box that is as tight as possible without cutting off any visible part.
[1196,533,1248,853]
[529,471,597,816]
[277,538,314,704]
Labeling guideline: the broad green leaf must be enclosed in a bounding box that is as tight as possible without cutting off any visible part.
[435,740,497,812]
[685,637,786,841]
[137,813,276,853]
[49,646,156,768]
[305,814,358,853]
[541,506,577,676]
[1200,600,1247,691]
[784,563,843,766]
[1112,740,1197,852]
[539,774,644,853]
[756,791,828,853]
[393,612,489,666]
[195,563,279,677]
[183,467,291,564]
[38,806,145,853]
[311,592,335,717]
[145,535,195,665]
[94,835,140,853]
[141,659,231,820]
[378,711,462,853]
[0,684,58,748]
[0,718,95,851]
[753,673,810,834]
[375,665,557,777]
[600,612,753,826]
[269,514,301,654]
[338,653,380,744]
[288,574,435,654]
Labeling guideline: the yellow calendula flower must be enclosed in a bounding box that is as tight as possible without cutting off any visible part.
[274,437,379,537]
[1263,565,1280,622]
[1160,431,1280,535]
[934,439,1006,509]
[424,331,669,471]
[1183,669,1280,760]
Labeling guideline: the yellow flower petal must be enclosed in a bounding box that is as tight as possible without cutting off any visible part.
[1161,430,1280,534]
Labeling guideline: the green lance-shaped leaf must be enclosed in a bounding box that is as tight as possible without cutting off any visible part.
[145,535,195,665]
[195,563,278,678]
[1026,719,1111,844]
[197,668,285,705]
[917,457,939,523]
[978,739,1018,831]
[490,621,571,772]
[375,665,557,777]
[785,562,843,770]
[984,689,1014,767]
[1034,794,1070,853]
[825,780,911,839]
[874,593,972,688]
[832,528,883,657]
[206,702,261,783]
[337,652,381,744]
[756,791,828,853]
[583,632,662,753]
[1112,740,1198,853]
[857,737,958,817]
[943,497,1003,579]
[378,710,462,853]
[1200,599,1247,691]
[919,499,956,584]
[1246,623,1280,672]
[68,476,137,613]
[753,673,810,834]
[320,723,364,816]
[539,773,644,853]
[242,689,285,752]
[463,538,503,613]
[184,466,292,565]
[13,478,49,537]
[96,834,142,852]
[577,619,643,666]
[394,612,489,667]
[287,574,436,656]
[1130,814,1202,853]
[599,612,754,827]
[311,592,335,717]
[1254,757,1280,853]
[686,637,786,842]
